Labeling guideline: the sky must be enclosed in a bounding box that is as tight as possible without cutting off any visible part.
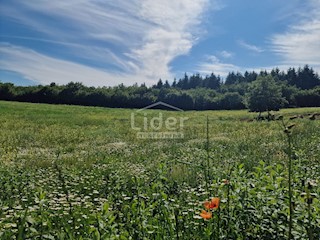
[0,0,320,87]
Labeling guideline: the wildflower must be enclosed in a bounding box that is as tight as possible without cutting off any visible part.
[193,215,203,220]
[200,210,212,220]
[222,179,230,185]
[307,179,317,189]
[204,197,220,210]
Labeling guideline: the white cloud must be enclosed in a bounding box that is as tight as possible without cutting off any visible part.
[197,55,241,77]
[0,43,149,87]
[0,0,211,86]
[196,56,297,79]
[270,1,320,71]
[0,36,138,73]
[238,40,264,53]
[2,1,147,46]
[126,0,210,81]
[219,50,233,59]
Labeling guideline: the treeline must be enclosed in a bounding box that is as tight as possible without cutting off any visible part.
[1,65,320,110]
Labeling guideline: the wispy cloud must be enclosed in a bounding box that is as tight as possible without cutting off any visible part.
[270,0,320,70]
[238,40,264,53]
[219,50,233,59]
[197,55,241,77]
[0,35,136,73]
[196,56,295,79]
[0,0,211,86]
[127,0,210,80]
[0,43,140,87]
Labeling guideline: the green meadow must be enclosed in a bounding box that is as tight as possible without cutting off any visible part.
[0,100,319,239]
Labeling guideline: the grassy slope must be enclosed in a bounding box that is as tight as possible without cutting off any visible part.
[0,101,319,239]
[1,101,319,167]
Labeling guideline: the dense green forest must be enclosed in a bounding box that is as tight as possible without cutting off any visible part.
[1,65,320,110]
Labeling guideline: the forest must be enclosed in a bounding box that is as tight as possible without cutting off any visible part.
[1,65,319,111]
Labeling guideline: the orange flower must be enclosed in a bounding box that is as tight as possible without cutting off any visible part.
[200,210,212,220]
[204,197,220,210]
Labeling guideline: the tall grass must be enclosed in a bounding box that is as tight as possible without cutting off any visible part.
[0,101,319,239]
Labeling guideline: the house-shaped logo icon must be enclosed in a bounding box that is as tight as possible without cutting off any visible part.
[136,101,183,112]
[131,102,188,139]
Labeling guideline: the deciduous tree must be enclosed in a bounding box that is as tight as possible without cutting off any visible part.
[245,75,286,115]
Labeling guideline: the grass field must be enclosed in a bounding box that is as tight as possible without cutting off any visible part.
[0,100,319,239]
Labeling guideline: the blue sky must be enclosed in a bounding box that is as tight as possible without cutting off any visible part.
[0,0,319,87]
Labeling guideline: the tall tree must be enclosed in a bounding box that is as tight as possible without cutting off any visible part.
[203,73,221,89]
[225,72,237,85]
[297,65,320,89]
[245,75,286,115]
[155,79,163,89]
[244,71,257,83]
[172,78,177,88]
[286,68,298,86]
[164,80,170,88]
[176,73,189,89]
[188,74,202,89]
